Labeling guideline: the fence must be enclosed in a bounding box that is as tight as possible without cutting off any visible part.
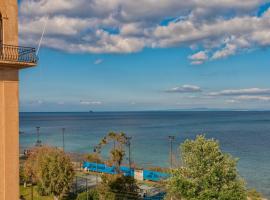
[0,44,37,64]
[82,162,170,182]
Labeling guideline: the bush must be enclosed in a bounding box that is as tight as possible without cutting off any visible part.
[247,189,263,200]
[76,190,99,200]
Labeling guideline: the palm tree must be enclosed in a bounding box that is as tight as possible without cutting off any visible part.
[97,132,128,173]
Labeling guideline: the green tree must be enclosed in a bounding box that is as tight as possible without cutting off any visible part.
[97,132,128,172]
[98,174,139,200]
[85,153,103,164]
[24,146,75,200]
[166,135,247,200]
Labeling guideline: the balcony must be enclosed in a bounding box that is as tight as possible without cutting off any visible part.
[0,44,38,69]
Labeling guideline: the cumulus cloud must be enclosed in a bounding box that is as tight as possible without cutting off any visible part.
[166,84,202,93]
[19,0,270,63]
[209,88,270,96]
[189,51,208,65]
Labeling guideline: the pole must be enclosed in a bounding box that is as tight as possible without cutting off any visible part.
[93,146,98,185]
[36,126,41,146]
[96,161,98,185]
[86,178,88,200]
[126,137,132,169]
[62,128,65,151]
[168,136,175,168]
[31,180,33,200]
[75,176,78,194]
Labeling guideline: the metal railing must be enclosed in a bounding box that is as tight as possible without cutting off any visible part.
[0,44,37,64]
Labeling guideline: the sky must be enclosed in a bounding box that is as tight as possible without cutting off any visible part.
[18,0,270,112]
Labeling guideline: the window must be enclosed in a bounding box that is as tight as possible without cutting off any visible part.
[0,13,2,45]
[0,13,2,58]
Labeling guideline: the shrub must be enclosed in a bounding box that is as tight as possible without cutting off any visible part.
[76,190,99,200]
[247,189,263,200]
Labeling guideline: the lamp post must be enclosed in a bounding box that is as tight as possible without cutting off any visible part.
[93,146,98,185]
[126,136,132,169]
[168,136,175,168]
[86,178,88,200]
[35,126,41,147]
[62,128,65,151]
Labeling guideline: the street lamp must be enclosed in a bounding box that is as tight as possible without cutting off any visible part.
[35,126,42,147]
[62,128,65,151]
[93,146,99,185]
[126,136,132,169]
[168,136,175,168]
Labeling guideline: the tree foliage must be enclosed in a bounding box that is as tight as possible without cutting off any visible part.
[97,132,128,172]
[167,135,247,200]
[247,189,264,200]
[85,153,103,164]
[24,146,75,200]
[97,174,139,200]
[76,190,99,200]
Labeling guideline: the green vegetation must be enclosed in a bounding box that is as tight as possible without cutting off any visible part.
[19,132,265,200]
[23,146,75,200]
[247,189,264,200]
[166,135,247,200]
[96,132,128,172]
[85,153,103,164]
[97,174,139,200]
[75,190,99,200]
[20,185,53,200]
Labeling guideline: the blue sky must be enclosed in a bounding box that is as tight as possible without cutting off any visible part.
[18,0,270,111]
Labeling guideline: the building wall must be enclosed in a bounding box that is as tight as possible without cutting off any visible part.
[0,0,18,45]
[0,69,19,200]
[0,0,20,199]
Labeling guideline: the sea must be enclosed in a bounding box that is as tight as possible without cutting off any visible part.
[19,111,270,197]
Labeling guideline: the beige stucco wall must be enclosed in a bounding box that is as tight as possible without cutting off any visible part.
[0,0,18,46]
[0,69,19,200]
[0,1,20,200]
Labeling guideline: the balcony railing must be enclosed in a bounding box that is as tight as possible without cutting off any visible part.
[0,44,38,65]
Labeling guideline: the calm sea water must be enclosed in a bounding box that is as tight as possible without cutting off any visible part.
[19,111,270,197]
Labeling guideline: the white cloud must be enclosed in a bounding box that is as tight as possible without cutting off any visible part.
[189,51,208,64]
[225,99,240,104]
[19,0,270,63]
[166,84,202,93]
[94,59,103,65]
[212,44,237,60]
[80,100,102,105]
[209,88,270,96]
[30,100,44,105]
[235,95,270,101]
